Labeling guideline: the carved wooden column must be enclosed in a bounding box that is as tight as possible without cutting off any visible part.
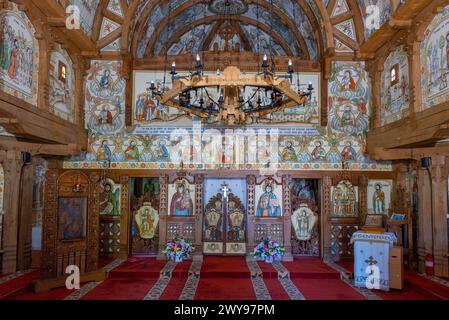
[194,174,204,257]
[427,156,449,277]
[417,166,434,273]
[282,175,293,262]
[119,175,130,260]
[157,175,169,259]
[322,176,332,260]
[1,150,24,273]
[16,161,35,270]
[246,175,256,255]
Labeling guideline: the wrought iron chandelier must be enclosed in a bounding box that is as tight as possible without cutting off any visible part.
[147,0,314,126]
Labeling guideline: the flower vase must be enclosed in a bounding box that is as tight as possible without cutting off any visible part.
[265,256,274,263]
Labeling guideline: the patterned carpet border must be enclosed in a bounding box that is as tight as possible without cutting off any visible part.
[245,257,271,300]
[143,261,178,300]
[323,259,382,300]
[179,259,203,300]
[420,274,449,288]
[272,261,305,300]
[64,259,125,300]
[0,269,33,285]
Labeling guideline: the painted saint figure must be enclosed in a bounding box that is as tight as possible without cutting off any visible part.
[281,141,297,162]
[97,140,112,161]
[100,182,120,216]
[125,140,140,161]
[373,183,386,214]
[340,70,356,92]
[256,182,281,217]
[170,180,194,216]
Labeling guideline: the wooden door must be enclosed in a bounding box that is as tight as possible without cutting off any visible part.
[203,192,246,255]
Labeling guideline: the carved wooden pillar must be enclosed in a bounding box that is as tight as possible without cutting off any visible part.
[282,175,293,262]
[194,174,204,257]
[158,175,169,259]
[119,175,130,259]
[417,166,432,273]
[246,175,256,255]
[16,161,35,270]
[427,156,449,277]
[407,41,422,115]
[1,150,24,273]
[322,176,332,260]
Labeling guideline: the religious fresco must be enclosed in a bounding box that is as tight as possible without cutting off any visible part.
[134,203,159,239]
[168,178,195,216]
[331,180,358,217]
[328,62,370,137]
[381,46,409,125]
[100,178,120,216]
[420,5,449,109]
[367,179,392,215]
[85,60,126,135]
[64,127,391,171]
[136,0,318,60]
[0,6,39,106]
[57,197,87,240]
[67,0,100,37]
[255,180,282,217]
[133,71,187,125]
[359,0,392,39]
[49,47,75,122]
[168,24,214,55]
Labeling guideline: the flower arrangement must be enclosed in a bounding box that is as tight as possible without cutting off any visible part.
[253,238,285,263]
[162,235,194,262]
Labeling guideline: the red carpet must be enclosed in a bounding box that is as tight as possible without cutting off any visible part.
[3,257,449,300]
[336,259,449,300]
[0,271,39,299]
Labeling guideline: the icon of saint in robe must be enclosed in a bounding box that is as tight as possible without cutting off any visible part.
[373,184,386,214]
[170,181,193,216]
[256,182,281,217]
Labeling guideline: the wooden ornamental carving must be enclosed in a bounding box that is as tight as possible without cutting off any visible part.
[41,170,100,279]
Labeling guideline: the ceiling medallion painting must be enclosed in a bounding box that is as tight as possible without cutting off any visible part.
[209,0,248,15]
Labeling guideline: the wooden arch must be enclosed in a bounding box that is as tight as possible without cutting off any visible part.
[121,0,336,60]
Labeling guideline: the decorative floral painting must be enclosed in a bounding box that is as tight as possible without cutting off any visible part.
[58,197,87,240]
[168,178,195,216]
[381,46,409,125]
[0,7,39,105]
[49,47,75,122]
[255,179,282,217]
[85,60,126,135]
[367,179,392,215]
[420,5,449,109]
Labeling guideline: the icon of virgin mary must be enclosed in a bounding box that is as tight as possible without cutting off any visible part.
[170,180,194,216]
[256,181,281,217]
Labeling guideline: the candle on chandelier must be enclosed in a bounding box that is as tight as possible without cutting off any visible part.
[171,61,176,74]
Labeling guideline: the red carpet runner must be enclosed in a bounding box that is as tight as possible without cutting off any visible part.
[2,257,449,300]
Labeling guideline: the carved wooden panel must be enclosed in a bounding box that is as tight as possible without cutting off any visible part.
[254,219,283,243]
[166,218,195,241]
[99,216,121,257]
[330,224,359,259]
[42,170,100,279]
